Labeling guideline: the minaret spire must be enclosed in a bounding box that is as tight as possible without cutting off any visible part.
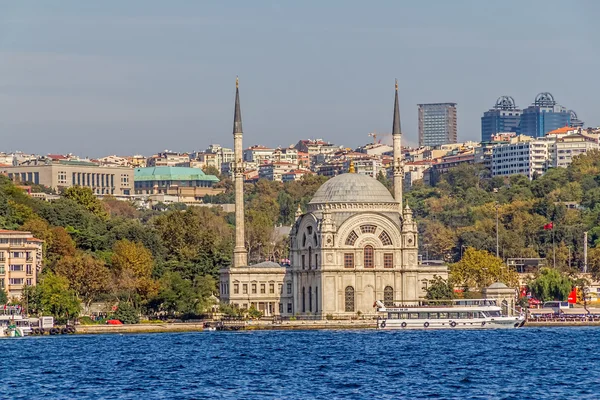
[233,77,247,267]
[392,79,403,208]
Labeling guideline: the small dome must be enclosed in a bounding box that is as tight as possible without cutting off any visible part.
[309,173,396,205]
[487,282,508,289]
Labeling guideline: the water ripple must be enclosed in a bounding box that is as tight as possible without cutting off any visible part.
[1,327,599,399]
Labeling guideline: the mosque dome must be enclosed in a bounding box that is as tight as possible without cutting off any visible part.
[308,173,396,206]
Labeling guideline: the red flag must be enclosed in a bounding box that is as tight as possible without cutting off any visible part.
[544,222,553,230]
[568,287,577,304]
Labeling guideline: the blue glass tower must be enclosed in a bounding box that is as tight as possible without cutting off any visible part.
[519,92,571,138]
[481,96,521,142]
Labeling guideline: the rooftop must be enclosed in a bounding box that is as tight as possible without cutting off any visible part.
[134,166,219,182]
[309,173,396,205]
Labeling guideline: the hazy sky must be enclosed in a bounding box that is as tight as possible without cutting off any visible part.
[0,1,598,157]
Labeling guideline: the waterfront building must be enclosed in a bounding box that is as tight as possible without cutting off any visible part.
[519,93,571,138]
[133,166,223,202]
[220,80,448,318]
[418,103,457,147]
[481,96,522,142]
[1,160,134,195]
[0,230,43,300]
[219,79,292,317]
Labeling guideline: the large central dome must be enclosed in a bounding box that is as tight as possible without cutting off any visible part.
[309,173,396,205]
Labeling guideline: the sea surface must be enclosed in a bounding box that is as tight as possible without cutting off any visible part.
[0,327,598,399]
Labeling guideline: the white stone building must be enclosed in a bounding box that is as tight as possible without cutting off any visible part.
[220,79,448,318]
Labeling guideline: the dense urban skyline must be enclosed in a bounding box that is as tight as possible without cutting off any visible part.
[0,1,599,157]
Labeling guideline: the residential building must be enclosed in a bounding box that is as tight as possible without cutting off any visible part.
[427,151,475,185]
[551,133,599,168]
[491,135,550,179]
[0,152,38,166]
[474,134,514,168]
[282,169,314,182]
[404,161,433,188]
[272,147,299,165]
[356,143,393,156]
[1,160,134,195]
[146,151,190,167]
[128,155,147,168]
[134,166,223,203]
[519,92,572,138]
[481,96,522,142]
[0,230,43,299]
[98,155,131,167]
[258,162,298,182]
[294,139,340,168]
[418,103,458,147]
[243,145,275,165]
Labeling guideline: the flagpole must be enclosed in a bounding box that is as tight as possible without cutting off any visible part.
[552,222,556,269]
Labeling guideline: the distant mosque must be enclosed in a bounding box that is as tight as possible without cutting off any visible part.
[219,79,448,318]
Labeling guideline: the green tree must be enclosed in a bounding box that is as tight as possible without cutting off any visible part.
[425,276,456,302]
[450,247,519,290]
[0,289,7,305]
[248,304,263,319]
[36,272,80,323]
[528,267,574,302]
[148,272,216,316]
[111,239,158,305]
[63,186,109,220]
[112,302,140,324]
[54,253,111,311]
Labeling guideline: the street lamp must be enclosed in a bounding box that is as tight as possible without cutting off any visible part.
[493,188,499,258]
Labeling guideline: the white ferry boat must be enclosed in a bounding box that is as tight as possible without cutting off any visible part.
[375,299,525,330]
[0,314,31,338]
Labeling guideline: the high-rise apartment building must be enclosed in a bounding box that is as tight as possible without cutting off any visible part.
[519,92,571,138]
[418,103,457,147]
[0,230,43,300]
[481,96,522,142]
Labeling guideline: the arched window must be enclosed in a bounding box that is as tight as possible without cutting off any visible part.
[384,286,394,307]
[302,233,307,247]
[302,287,306,312]
[308,247,312,269]
[379,231,392,246]
[345,230,358,246]
[315,287,319,313]
[309,286,312,312]
[345,286,355,312]
[364,245,374,268]
[360,224,377,234]
[313,232,318,246]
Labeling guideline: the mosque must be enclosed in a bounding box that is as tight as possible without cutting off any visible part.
[219,79,448,318]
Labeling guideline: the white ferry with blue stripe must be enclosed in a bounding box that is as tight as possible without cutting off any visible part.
[375,299,525,330]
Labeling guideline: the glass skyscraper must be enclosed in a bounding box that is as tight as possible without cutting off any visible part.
[481,96,522,142]
[418,103,457,147]
[519,92,571,138]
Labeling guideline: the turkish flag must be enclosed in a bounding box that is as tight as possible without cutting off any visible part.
[568,288,577,304]
[544,222,554,230]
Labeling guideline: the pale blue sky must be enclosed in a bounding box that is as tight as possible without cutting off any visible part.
[0,1,598,157]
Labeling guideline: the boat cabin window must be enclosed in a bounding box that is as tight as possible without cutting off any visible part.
[400,312,409,319]
[387,313,399,319]
[428,313,439,319]
[439,312,448,319]
[485,310,501,317]
[459,312,468,319]
[418,312,428,319]
[449,312,459,319]
[409,313,419,319]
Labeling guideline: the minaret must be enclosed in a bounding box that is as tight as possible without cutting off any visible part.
[392,79,403,207]
[233,77,248,267]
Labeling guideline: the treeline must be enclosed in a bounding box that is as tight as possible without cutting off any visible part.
[0,173,327,322]
[404,150,600,280]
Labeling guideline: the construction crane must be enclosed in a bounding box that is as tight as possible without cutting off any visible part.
[368,131,392,145]
[368,131,378,144]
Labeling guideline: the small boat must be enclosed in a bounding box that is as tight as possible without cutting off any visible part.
[1,308,32,338]
[375,299,525,330]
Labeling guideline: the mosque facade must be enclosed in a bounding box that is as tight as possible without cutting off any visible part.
[219,79,448,318]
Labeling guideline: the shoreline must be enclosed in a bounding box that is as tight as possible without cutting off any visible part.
[72,320,600,334]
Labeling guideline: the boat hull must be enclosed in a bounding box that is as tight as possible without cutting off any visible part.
[377,317,525,330]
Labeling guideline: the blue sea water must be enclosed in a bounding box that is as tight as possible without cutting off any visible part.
[0,328,598,399]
